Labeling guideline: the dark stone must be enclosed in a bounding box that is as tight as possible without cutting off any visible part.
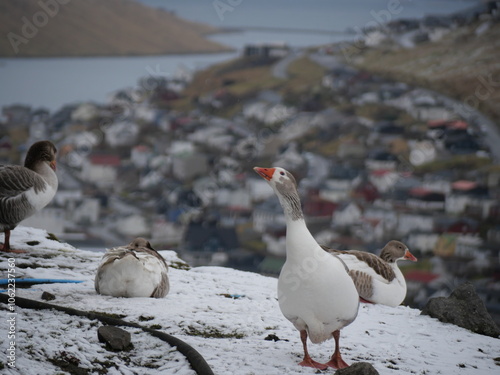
[421,282,500,338]
[41,291,56,301]
[97,326,132,351]
[264,334,281,341]
[335,362,379,375]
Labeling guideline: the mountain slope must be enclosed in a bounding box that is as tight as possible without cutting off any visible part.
[0,226,499,374]
[0,0,230,57]
[349,21,500,125]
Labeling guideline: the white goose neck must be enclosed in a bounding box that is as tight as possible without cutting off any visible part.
[275,187,303,222]
[36,162,58,190]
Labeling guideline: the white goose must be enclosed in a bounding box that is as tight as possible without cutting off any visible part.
[95,238,170,298]
[323,240,417,307]
[0,140,58,252]
[254,167,359,369]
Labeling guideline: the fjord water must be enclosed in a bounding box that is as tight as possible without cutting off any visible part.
[0,0,475,111]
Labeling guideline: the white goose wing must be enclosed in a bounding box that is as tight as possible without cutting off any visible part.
[135,251,170,298]
[322,246,395,284]
[0,165,49,224]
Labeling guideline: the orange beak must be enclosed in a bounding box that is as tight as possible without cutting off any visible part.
[50,160,57,171]
[253,167,275,181]
[404,249,417,262]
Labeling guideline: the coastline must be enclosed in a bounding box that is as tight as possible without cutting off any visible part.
[0,46,234,60]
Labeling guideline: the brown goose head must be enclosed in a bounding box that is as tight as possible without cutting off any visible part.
[253,167,303,221]
[380,240,417,263]
[24,140,57,171]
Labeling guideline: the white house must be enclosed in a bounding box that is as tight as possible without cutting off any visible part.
[104,121,139,147]
[150,217,184,246]
[409,140,437,166]
[262,233,286,256]
[365,159,398,171]
[131,145,153,168]
[72,198,101,225]
[352,217,385,243]
[71,103,99,122]
[247,178,275,202]
[115,214,149,238]
[406,233,439,254]
[369,170,400,193]
[396,213,434,237]
[252,198,285,233]
[80,154,120,189]
[172,152,208,181]
[332,202,363,227]
[446,195,495,219]
[215,188,252,210]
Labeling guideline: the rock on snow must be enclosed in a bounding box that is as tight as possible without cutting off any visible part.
[1,226,499,374]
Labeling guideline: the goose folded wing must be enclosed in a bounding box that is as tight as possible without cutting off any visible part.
[0,165,47,198]
[322,246,396,283]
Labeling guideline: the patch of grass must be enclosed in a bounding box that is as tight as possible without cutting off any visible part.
[169,261,191,271]
[173,55,325,114]
[48,351,88,375]
[46,233,61,242]
[149,324,162,330]
[30,253,58,259]
[355,103,409,122]
[184,325,245,339]
[143,362,161,369]
[242,239,267,253]
[91,358,116,375]
[285,56,326,93]
[349,21,500,126]
[138,315,154,322]
[400,257,433,273]
[414,155,492,174]
[173,57,280,112]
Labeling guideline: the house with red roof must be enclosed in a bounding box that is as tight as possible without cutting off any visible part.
[81,154,121,189]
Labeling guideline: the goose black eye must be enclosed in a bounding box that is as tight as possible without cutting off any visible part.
[280,171,285,176]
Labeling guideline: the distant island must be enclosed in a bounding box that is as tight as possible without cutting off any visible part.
[0,0,231,57]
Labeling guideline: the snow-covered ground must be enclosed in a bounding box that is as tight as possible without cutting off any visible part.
[1,227,499,374]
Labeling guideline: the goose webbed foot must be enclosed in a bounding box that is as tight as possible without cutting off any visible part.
[298,330,328,370]
[324,330,350,369]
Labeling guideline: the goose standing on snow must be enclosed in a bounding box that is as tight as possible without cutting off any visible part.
[254,167,359,370]
[0,140,58,252]
[323,240,417,307]
[95,238,170,298]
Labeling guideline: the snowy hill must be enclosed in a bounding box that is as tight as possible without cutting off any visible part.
[1,227,499,374]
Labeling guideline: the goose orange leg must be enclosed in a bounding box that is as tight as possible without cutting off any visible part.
[298,330,328,370]
[1,229,26,253]
[325,330,349,369]
[0,229,11,252]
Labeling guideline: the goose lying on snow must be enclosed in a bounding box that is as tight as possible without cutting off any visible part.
[95,238,169,298]
[0,140,58,252]
[323,241,417,307]
[254,166,359,369]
